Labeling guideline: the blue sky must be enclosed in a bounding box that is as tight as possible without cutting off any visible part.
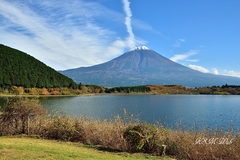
[0,0,240,77]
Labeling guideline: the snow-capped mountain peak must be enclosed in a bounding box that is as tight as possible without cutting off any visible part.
[129,46,150,51]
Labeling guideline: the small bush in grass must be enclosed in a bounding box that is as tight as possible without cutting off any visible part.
[71,118,86,142]
[81,116,127,151]
[43,114,73,141]
[42,115,84,141]
[123,123,163,154]
[0,97,47,135]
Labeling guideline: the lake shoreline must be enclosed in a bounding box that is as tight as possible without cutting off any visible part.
[0,92,197,98]
[0,93,95,98]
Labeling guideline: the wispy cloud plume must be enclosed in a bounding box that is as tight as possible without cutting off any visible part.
[170,50,198,62]
[0,0,145,70]
[189,64,209,73]
[122,0,136,48]
[0,0,119,69]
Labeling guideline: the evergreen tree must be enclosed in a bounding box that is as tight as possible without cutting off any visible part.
[0,44,77,89]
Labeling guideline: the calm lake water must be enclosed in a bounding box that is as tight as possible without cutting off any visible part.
[1,95,240,131]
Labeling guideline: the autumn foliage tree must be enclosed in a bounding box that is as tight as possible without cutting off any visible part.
[16,87,24,95]
[41,88,49,95]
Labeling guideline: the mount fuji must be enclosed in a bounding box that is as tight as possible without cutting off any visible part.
[60,46,240,87]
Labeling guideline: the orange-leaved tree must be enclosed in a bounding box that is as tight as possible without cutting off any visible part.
[41,88,49,95]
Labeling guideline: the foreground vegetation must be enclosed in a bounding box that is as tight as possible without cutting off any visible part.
[0,136,172,160]
[1,97,240,159]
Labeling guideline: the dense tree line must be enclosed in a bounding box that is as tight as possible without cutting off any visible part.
[196,85,240,95]
[106,85,240,95]
[105,85,150,93]
[0,44,77,89]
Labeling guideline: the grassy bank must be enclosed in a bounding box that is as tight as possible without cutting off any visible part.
[0,136,173,160]
[1,97,240,159]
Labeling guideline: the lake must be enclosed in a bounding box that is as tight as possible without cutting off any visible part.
[1,95,240,131]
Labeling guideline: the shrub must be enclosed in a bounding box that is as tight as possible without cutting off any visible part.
[41,88,49,95]
[51,90,58,95]
[81,117,127,151]
[16,87,24,95]
[0,97,47,135]
[29,88,38,95]
[71,118,86,142]
[123,123,163,154]
[42,113,85,142]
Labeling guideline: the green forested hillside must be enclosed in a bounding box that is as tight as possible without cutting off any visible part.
[0,44,77,89]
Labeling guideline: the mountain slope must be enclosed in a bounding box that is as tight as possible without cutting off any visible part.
[0,44,76,88]
[60,46,240,87]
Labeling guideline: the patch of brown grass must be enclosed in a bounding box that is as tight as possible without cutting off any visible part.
[81,116,128,150]
[162,128,240,159]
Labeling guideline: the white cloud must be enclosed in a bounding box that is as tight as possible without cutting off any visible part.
[172,38,185,47]
[212,68,219,75]
[170,50,198,62]
[221,70,240,78]
[188,66,240,78]
[186,59,199,62]
[189,64,209,73]
[209,67,240,78]
[0,0,145,70]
